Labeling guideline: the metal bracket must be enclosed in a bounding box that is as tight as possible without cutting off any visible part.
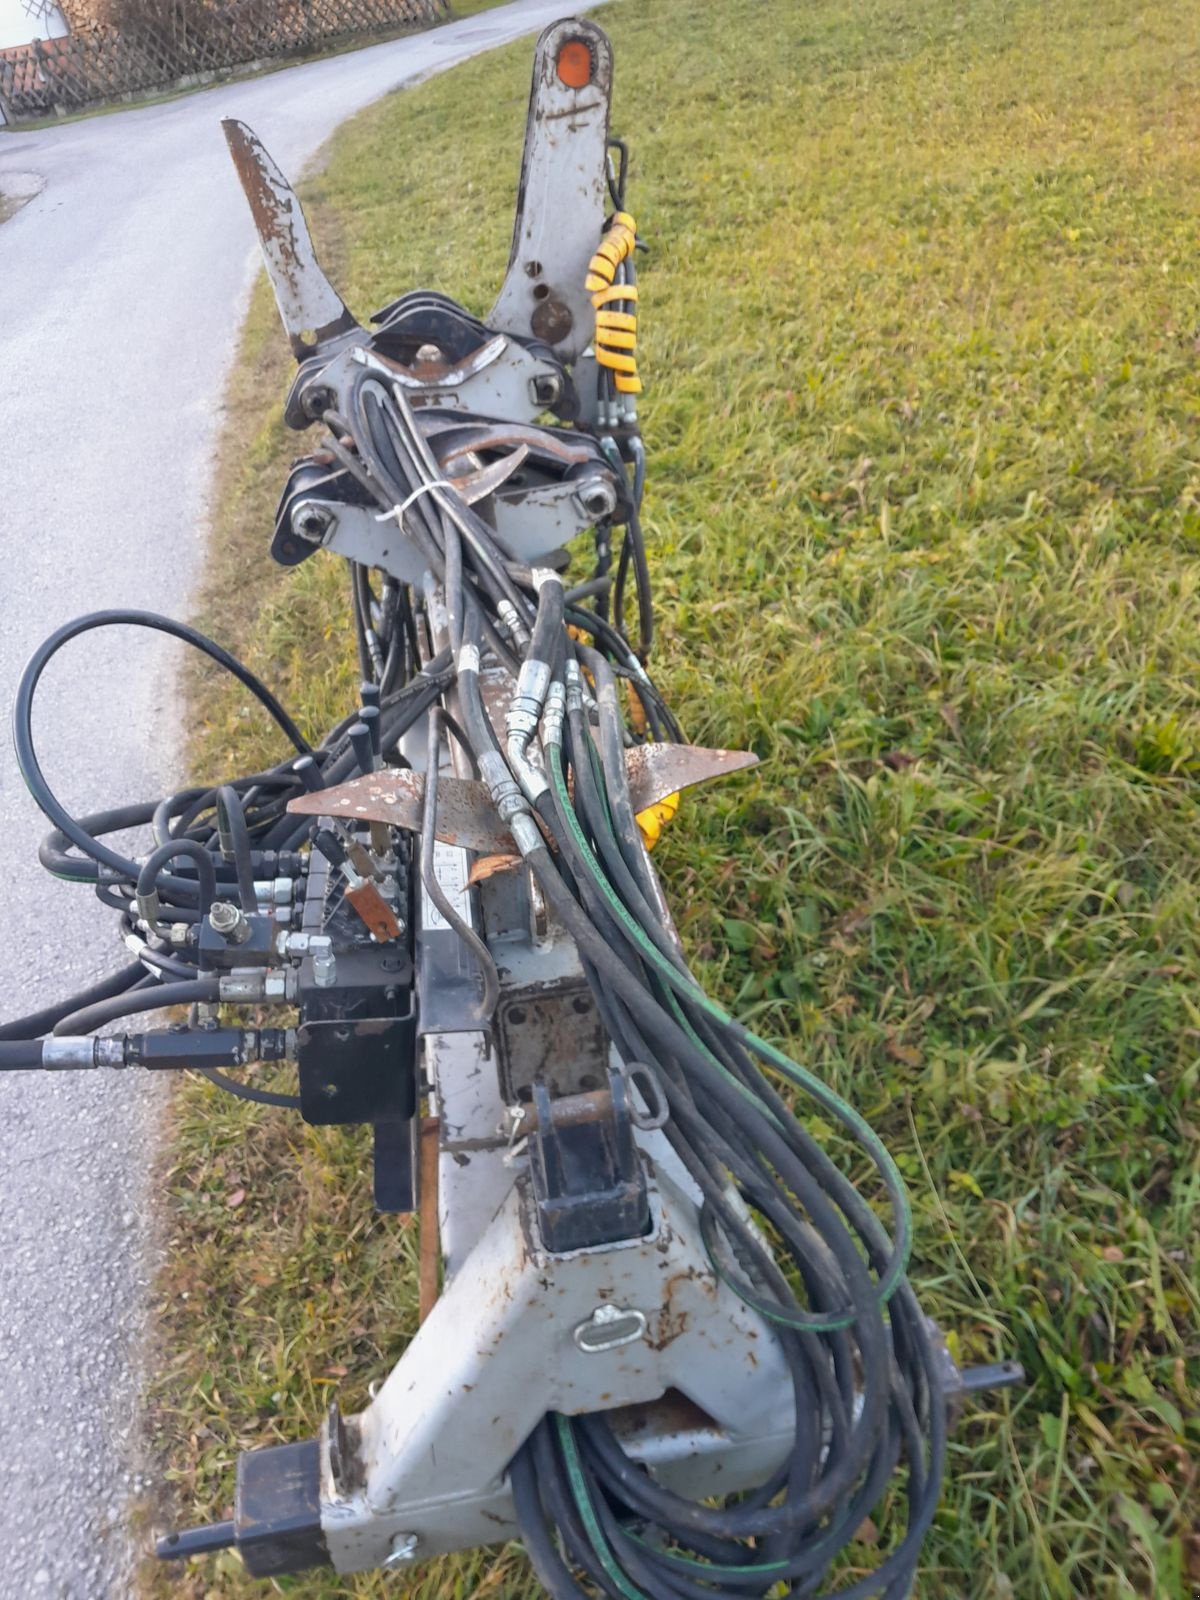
[317,1159,795,1572]
[489,19,614,362]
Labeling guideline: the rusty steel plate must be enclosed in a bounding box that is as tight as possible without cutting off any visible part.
[287,744,758,852]
[223,120,359,361]
[293,769,513,854]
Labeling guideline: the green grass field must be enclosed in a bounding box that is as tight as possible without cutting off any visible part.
[140,1,1200,1595]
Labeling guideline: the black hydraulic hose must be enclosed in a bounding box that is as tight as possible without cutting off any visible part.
[160,770,307,847]
[550,718,678,975]
[0,962,145,1041]
[437,708,479,776]
[456,605,504,763]
[43,801,273,905]
[350,559,375,683]
[215,786,258,911]
[52,977,219,1037]
[529,1421,633,1600]
[509,1438,592,1600]
[152,786,208,848]
[563,603,682,742]
[383,384,536,630]
[564,574,611,606]
[136,840,217,917]
[563,659,678,947]
[443,513,466,656]
[527,569,564,667]
[626,500,655,658]
[39,800,160,884]
[198,1069,301,1109]
[0,1041,43,1069]
[14,611,309,886]
[133,942,199,980]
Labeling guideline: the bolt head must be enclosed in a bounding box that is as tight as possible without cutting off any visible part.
[291,500,335,543]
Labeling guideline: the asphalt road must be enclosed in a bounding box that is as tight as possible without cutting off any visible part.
[0,4,582,1591]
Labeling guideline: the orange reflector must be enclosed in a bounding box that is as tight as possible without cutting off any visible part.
[556,38,592,88]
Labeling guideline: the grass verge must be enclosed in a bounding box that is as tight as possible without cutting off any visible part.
[141,0,1200,1595]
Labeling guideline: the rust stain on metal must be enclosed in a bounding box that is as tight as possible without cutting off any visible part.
[609,1388,717,1442]
[622,743,759,801]
[344,880,402,942]
[434,424,596,469]
[288,769,513,854]
[647,1268,703,1352]
[523,1087,614,1132]
[418,1116,440,1323]
[530,293,573,345]
[222,119,358,360]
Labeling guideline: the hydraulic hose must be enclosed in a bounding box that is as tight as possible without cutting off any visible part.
[52,977,220,1037]
[0,1040,48,1069]
[0,962,145,1041]
[135,840,218,922]
[215,786,258,911]
[14,611,309,887]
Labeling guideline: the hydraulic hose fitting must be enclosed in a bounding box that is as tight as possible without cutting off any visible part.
[41,1037,129,1069]
[543,681,566,749]
[496,599,530,652]
[209,901,252,945]
[478,750,531,828]
[509,659,552,737]
[565,659,585,716]
[135,887,161,931]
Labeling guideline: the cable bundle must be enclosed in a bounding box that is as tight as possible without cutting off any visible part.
[587,211,642,399]
[296,367,945,1595]
[2,606,452,1090]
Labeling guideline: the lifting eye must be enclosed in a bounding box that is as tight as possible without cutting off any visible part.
[556,38,592,89]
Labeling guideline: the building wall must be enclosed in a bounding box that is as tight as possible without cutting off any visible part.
[0,0,69,51]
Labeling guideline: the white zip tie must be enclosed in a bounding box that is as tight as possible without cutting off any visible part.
[375,480,456,523]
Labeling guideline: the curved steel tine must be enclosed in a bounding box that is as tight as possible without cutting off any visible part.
[222,119,361,362]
